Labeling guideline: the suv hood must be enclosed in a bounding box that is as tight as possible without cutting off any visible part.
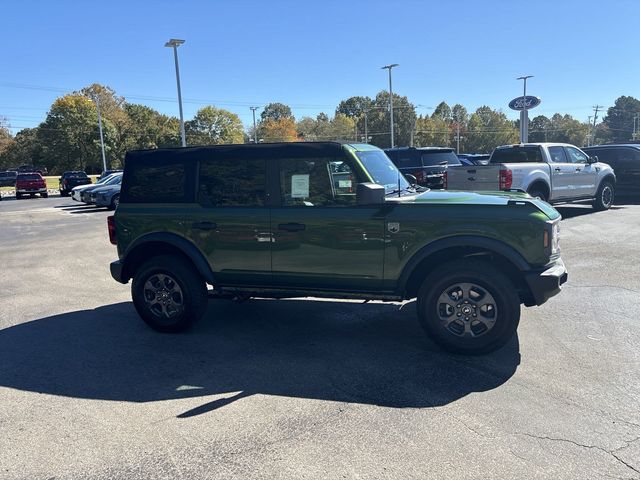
[394,190,560,220]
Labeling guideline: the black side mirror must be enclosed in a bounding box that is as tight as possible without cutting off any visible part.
[588,156,598,164]
[405,173,418,186]
[356,182,385,205]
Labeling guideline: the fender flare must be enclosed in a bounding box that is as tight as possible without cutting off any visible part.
[396,235,531,294]
[121,232,216,283]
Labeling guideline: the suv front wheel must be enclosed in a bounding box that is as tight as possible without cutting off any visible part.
[132,255,208,333]
[417,259,520,354]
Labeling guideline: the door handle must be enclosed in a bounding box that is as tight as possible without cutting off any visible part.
[278,223,306,232]
[554,167,562,172]
[575,168,582,172]
[192,221,217,230]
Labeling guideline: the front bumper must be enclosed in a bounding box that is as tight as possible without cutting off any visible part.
[524,258,568,306]
[110,260,127,284]
[17,188,47,194]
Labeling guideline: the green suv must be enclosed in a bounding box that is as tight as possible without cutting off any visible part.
[108,142,567,354]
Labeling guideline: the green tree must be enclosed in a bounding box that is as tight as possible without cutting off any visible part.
[258,117,298,142]
[185,106,244,145]
[123,103,181,149]
[602,96,640,143]
[367,91,416,148]
[296,113,355,141]
[335,96,373,141]
[465,106,518,153]
[414,115,450,147]
[260,102,294,122]
[0,127,42,170]
[0,117,14,164]
[528,115,552,142]
[38,94,115,174]
[432,101,452,122]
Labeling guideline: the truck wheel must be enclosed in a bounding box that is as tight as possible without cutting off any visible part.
[527,186,548,202]
[131,255,208,333]
[416,259,520,355]
[593,180,614,211]
[42,192,48,198]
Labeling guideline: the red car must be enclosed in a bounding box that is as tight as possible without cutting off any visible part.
[15,173,48,199]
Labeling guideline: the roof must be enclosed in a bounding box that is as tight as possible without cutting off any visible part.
[384,146,454,152]
[125,141,367,165]
[495,143,578,149]
[582,144,640,149]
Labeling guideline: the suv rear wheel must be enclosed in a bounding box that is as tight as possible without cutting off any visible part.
[416,259,520,354]
[131,255,208,333]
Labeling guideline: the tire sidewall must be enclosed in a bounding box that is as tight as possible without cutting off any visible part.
[131,257,206,333]
[417,262,520,354]
[595,181,614,210]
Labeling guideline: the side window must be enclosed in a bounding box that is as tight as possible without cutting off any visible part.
[548,146,568,163]
[126,162,187,203]
[564,147,589,164]
[280,157,357,207]
[198,158,266,207]
[587,149,614,165]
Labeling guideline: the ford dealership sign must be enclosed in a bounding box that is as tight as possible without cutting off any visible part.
[509,96,541,111]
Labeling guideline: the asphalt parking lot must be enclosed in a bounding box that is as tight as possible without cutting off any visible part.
[0,196,639,479]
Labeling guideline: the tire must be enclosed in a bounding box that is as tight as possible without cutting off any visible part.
[108,194,119,210]
[593,180,614,211]
[416,259,521,355]
[131,254,208,333]
[42,192,48,198]
[527,185,548,203]
[60,190,68,197]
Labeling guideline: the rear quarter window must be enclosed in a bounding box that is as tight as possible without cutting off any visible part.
[122,161,191,203]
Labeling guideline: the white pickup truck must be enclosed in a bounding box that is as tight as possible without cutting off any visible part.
[445,143,617,210]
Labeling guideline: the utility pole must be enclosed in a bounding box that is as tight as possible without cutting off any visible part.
[592,106,604,146]
[381,64,399,147]
[165,39,187,147]
[456,122,461,154]
[250,106,259,143]
[633,114,640,140]
[364,110,369,143]
[587,116,593,146]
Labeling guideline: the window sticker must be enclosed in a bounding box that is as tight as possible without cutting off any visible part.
[291,174,310,198]
[338,180,352,188]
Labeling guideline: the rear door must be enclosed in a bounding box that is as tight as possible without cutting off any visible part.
[189,157,272,286]
[612,147,640,197]
[270,155,385,291]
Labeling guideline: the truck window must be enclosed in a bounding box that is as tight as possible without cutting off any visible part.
[421,151,461,166]
[123,162,188,203]
[548,146,568,163]
[490,146,543,163]
[280,157,357,207]
[198,158,266,207]
[564,147,589,164]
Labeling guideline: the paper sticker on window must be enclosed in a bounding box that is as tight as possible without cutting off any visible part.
[291,174,310,198]
[338,180,352,188]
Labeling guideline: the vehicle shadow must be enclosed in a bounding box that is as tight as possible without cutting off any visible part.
[54,204,108,213]
[556,205,626,219]
[0,299,520,417]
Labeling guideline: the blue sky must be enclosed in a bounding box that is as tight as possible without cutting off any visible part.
[1,0,638,132]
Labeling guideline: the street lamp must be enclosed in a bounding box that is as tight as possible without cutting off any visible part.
[381,64,399,147]
[517,75,533,143]
[165,38,187,147]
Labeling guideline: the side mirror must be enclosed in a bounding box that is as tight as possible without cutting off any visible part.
[588,156,598,164]
[356,182,385,205]
[404,173,418,186]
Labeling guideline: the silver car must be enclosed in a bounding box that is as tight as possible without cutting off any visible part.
[93,183,121,210]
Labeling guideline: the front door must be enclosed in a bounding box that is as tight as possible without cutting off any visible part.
[189,157,272,286]
[271,156,385,291]
[564,146,598,197]
[547,146,576,199]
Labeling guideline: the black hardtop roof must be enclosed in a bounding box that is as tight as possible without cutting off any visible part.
[583,144,640,149]
[384,146,454,152]
[124,142,350,165]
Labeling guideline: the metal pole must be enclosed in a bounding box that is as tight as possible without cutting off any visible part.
[456,122,460,154]
[382,64,398,148]
[364,110,368,143]
[517,75,533,143]
[171,46,187,147]
[250,107,258,143]
[94,96,107,172]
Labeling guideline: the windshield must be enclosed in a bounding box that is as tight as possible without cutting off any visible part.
[355,150,410,193]
[421,151,461,166]
[490,146,543,163]
[104,174,123,185]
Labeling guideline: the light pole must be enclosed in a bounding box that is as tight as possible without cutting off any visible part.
[165,38,187,147]
[517,75,533,143]
[382,64,399,147]
[250,106,259,143]
[91,94,107,173]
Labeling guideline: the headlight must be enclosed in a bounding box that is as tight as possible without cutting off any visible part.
[544,222,560,255]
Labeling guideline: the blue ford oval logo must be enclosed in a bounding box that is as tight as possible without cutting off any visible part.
[508,96,541,111]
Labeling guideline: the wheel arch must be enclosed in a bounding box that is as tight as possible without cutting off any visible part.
[120,233,215,284]
[397,236,532,303]
[527,179,550,199]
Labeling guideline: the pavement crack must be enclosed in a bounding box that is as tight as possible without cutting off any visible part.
[520,433,640,476]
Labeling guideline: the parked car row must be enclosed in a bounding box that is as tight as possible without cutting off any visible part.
[70,172,122,209]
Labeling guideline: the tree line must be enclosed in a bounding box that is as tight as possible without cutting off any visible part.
[1,83,638,175]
